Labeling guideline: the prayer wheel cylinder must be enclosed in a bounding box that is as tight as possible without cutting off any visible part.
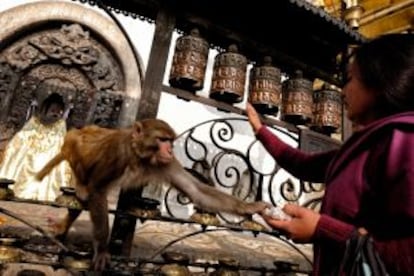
[160,252,191,276]
[248,56,281,115]
[169,28,209,92]
[209,44,247,104]
[213,258,241,276]
[281,70,313,125]
[311,84,342,135]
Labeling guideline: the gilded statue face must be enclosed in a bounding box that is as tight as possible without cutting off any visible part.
[39,102,64,125]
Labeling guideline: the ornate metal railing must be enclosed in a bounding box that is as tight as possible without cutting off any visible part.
[162,117,326,222]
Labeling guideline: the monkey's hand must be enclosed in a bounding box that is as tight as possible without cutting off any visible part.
[241,201,272,215]
[92,250,111,271]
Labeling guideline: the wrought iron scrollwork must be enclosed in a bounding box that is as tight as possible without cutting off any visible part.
[163,117,325,221]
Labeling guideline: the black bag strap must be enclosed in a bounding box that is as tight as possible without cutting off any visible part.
[361,235,388,275]
[336,231,388,276]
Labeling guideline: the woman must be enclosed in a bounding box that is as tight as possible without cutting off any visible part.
[247,33,414,275]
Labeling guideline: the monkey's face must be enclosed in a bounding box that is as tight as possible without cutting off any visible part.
[131,119,176,166]
[150,137,174,166]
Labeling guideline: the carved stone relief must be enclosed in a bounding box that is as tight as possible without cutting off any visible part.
[0,22,126,131]
[0,1,143,141]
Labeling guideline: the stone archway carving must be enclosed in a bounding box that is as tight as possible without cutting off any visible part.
[0,0,143,136]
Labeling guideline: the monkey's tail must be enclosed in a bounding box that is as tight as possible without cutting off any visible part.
[36,153,65,181]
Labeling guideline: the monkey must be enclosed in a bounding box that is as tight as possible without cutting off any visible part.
[36,118,270,271]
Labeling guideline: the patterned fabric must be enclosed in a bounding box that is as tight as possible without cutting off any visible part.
[0,116,73,201]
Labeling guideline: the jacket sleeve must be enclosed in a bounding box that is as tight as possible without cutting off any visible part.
[374,236,414,275]
[256,126,338,183]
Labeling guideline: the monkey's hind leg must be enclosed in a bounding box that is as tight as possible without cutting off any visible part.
[75,183,89,202]
[50,208,82,241]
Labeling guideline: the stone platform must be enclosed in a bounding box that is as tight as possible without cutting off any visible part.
[0,196,313,275]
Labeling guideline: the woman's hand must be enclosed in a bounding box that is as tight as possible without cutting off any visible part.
[246,103,263,134]
[261,204,320,243]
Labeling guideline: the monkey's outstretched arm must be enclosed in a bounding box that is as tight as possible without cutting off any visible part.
[167,162,269,216]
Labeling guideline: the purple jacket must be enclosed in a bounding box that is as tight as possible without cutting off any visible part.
[257,112,414,275]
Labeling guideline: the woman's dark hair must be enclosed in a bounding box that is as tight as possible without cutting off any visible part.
[354,33,414,115]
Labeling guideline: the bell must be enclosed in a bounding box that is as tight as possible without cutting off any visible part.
[0,245,21,263]
[55,187,83,209]
[209,44,247,104]
[0,178,14,200]
[281,70,313,125]
[311,84,342,135]
[128,197,161,219]
[248,56,281,115]
[211,257,240,276]
[169,28,209,92]
[159,251,191,276]
[273,260,299,274]
[190,206,220,226]
[240,218,266,232]
[63,255,91,271]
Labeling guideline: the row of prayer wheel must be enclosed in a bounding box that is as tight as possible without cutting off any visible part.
[169,29,342,135]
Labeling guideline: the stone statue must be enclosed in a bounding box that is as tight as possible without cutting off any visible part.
[0,93,74,201]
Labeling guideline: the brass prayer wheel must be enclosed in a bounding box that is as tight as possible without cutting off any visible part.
[55,187,83,209]
[0,245,21,263]
[0,178,14,200]
[281,70,313,125]
[63,255,91,271]
[169,28,209,92]
[128,196,161,219]
[159,251,191,276]
[248,56,281,115]
[211,258,241,276]
[311,84,342,135]
[209,44,247,104]
[190,207,220,226]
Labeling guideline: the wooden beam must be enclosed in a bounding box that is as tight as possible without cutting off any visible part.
[136,6,176,119]
[360,0,391,16]
[360,0,414,25]
[360,5,414,37]
[162,85,301,134]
